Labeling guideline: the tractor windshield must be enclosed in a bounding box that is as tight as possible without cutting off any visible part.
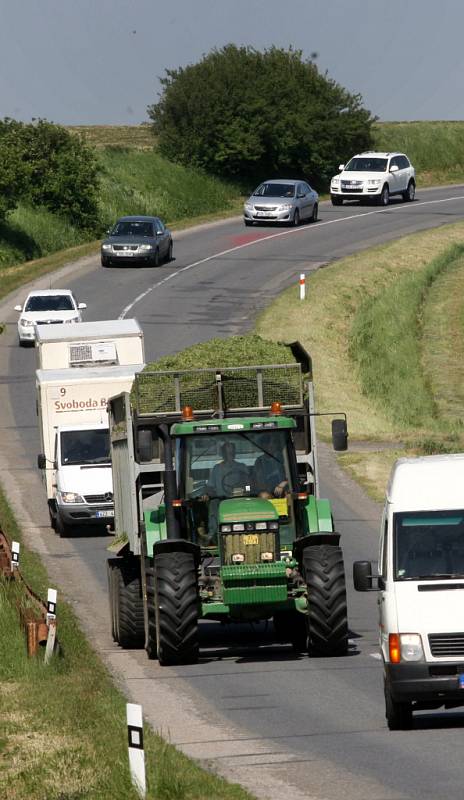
[181,430,294,501]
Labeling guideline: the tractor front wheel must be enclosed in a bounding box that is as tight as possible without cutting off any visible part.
[303,544,348,656]
[154,550,199,665]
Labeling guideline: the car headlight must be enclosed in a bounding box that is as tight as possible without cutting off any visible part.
[65,317,80,323]
[400,634,424,662]
[59,492,85,504]
[101,243,112,250]
[244,202,253,211]
[331,179,340,186]
[279,203,293,211]
[368,179,381,185]
[19,318,34,327]
[139,244,153,251]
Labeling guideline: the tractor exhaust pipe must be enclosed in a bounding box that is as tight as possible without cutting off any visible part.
[158,424,180,540]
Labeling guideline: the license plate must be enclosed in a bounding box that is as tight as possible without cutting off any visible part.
[96,510,113,518]
[243,534,259,545]
[117,251,134,256]
[256,211,268,217]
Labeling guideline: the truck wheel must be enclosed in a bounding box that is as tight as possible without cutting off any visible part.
[154,550,199,666]
[113,559,145,648]
[303,544,348,656]
[144,559,158,659]
[385,682,413,730]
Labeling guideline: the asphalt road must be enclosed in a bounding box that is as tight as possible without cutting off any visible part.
[2,186,464,799]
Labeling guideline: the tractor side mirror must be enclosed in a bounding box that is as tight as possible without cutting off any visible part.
[37,453,46,470]
[137,428,153,463]
[331,418,348,451]
[353,560,382,591]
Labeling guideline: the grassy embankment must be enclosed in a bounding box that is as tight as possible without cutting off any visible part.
[0,486,255,800]
[256,222,464,501]
[2,120,464,301]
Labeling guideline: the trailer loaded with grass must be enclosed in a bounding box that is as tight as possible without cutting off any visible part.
[107,338,349,664]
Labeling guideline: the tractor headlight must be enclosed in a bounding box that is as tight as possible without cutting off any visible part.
[220,524,232,533]
[232,553,245,563]
[255,522,267,530]
[232,523,245,532]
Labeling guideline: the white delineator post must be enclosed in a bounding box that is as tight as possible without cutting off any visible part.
[11,540,20,572]
[44,588,57,664]
[127,703,146,798]
[299,273,306,300]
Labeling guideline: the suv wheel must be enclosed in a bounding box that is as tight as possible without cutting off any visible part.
[402,180,416,202]
[331,196,343,206]
[378,185,390,206]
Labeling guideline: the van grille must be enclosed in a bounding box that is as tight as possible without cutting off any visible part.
[429,633,464,657]
[84,493,113,504]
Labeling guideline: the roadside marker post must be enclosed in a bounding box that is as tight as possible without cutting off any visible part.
[299,273,306,300]
[127,703,146,798]
[11,540,20,572]
[44,588,57,664]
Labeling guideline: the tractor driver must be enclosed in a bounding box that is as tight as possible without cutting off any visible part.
[202,441,250,499]
[252,434,288,499]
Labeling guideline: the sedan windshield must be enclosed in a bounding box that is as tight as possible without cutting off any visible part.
[253,183,296,198]
[345,158,388,172]
[394,510,464,580]
[25,295,75,312]
[112,221,154,237]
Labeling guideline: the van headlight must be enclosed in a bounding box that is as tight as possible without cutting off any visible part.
[59,492,85,504]
[400,634,424,662]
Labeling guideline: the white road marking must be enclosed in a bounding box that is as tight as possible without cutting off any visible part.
[119,193,464,318]
[370,652,382,660]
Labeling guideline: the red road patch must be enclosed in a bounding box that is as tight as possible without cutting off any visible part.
[231,231,272,246]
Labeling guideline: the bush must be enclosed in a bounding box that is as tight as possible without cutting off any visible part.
[148,45,375,188]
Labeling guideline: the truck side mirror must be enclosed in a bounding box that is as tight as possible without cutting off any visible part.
[37,453,46,469]
[353,560,381,591]
[137,429,153,462]
[332,418,348,451]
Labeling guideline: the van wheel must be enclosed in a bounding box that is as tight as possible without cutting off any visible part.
[56,511,70,538]
[385,682,413,730]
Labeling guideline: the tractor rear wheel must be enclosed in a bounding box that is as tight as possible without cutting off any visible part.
[112,559,145,648]
[107,559,118,642]
[144,558,158,659]
[154,550,199,665]
[303,544,348,656]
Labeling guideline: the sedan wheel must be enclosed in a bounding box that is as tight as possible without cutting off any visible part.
[101,257,110,268]
[310,203,318,223]
[293,209,300,227]
[166,241,173,263]
[153,249,160,267]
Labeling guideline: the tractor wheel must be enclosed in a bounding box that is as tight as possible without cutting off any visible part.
[303,544,348,656]
[274,611,307,652]
[144,558,158,659]
[154,550,199,666]
[112,559,145,648]
[107,559,118,642]
[385,682,413,730]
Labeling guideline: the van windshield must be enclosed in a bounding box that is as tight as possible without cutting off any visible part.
[394,510,464,580]
[61,429,111,466]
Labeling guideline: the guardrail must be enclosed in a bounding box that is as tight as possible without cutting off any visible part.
[0,529,59,659]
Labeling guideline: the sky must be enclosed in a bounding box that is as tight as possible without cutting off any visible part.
[1,0,464,125]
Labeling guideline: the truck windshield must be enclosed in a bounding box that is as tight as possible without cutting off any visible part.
[61,429,111,466]
[394,510,464,580]
[182,430,293,501]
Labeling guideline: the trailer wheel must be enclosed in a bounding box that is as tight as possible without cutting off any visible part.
[303,544,348,656]
[112,559,145,648]
[144,559,158,659]
[154,550,199,666]
[385,682,413,730]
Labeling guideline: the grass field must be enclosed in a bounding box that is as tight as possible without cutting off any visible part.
[256,221,464,499]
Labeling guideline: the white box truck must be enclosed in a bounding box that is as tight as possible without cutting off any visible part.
[354,453,464,729]
[37,364,143,536]
[35,318,144,370]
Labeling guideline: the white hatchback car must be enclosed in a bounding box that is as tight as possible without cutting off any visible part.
[14,289,87,346]
[330,152,416,206]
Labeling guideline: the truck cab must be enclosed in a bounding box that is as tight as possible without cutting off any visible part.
[354,453,464,729]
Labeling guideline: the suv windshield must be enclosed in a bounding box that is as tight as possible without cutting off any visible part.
[253,183,296,198]
[61,429,111,466]
[112,221,154,237]
[345,157,388,172]
[25,295,74,312]
[394,510,464,580]
[182,430,293,501]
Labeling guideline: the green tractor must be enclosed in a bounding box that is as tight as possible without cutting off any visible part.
[107,343,349,664]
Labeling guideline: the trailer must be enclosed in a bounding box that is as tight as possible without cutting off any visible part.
[107,342,349,663]
[35,318,144,370]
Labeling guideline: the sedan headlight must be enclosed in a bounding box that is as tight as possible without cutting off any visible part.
[244,202,253,211]
[59,492,85,504]
[278,203,293,211]
[139,244,153,251]
[101,243,112,250]
[368,179,381,185]
[19,318,34,327]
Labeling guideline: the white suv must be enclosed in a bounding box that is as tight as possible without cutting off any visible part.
[330,151,415,206]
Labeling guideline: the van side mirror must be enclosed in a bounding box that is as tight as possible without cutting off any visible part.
[353,560,381,591]
[137,429,153,462]
[332,418,348,451]
[37,453,46,470]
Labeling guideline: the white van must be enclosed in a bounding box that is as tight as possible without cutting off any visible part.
[354,454,464,729]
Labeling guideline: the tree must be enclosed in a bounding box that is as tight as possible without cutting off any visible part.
[148,45,376,189]
[0,119,100,230]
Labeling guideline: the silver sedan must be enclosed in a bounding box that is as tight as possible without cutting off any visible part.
[243,179,319,226]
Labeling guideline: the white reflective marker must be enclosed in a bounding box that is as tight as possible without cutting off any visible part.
[47,588,57,621]
[11,540,20,569]
[127,703,146,798]
[45,588,57,664]
[299,273,306,300]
